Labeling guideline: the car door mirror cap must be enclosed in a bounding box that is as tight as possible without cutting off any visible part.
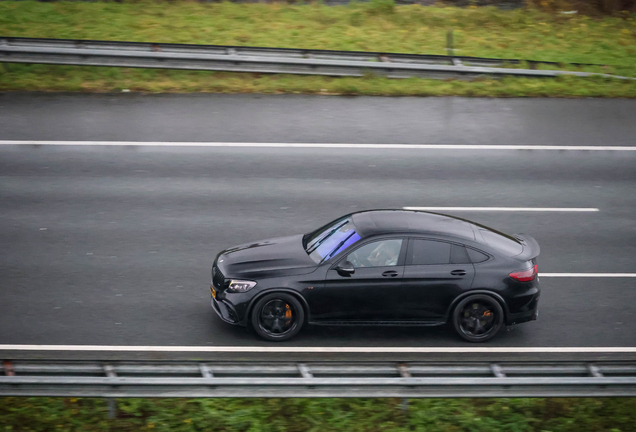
[336,261,355,276]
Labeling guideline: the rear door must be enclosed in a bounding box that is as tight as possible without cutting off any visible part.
[399,238,475,321]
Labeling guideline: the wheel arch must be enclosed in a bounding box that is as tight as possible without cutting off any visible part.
[246,288,310,325]
[445,290,509,324]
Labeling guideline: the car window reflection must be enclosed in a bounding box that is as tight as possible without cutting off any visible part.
[347,239,402,268]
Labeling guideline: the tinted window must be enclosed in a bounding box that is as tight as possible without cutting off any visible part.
[450,244,471,264]
[479,229,523,256]
[408,240,451,265]
[347,239,403,268]
[467,248,489,263]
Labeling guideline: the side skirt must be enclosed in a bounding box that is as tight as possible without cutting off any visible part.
[308,320,446,327]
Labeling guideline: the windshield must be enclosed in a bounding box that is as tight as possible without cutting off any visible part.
[305,218,361,263]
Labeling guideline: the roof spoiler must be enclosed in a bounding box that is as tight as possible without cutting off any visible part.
[513,233,540,261]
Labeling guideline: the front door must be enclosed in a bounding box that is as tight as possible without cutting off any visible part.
[308,238,406,322]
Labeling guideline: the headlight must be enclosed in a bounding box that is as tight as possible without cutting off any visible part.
[227,280,257,293]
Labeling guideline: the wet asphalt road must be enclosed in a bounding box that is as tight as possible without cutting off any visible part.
[0,93,635,352]
[2,92,636,146]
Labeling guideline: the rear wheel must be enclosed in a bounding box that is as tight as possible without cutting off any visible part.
[251,293,304,342]
[453,294,504,342]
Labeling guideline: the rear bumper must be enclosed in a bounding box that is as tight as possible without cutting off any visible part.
[211,296,241,325]
[504,276,540,326]
[506,306,539,325]
[506,289,540,325]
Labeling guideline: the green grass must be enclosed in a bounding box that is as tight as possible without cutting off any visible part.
[2,397,636,432]
[0,1,635,96]
[2,64,636,97]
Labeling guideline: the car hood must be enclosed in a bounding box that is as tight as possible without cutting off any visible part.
[216,234,317,279]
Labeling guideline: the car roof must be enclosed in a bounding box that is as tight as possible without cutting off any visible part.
[351,210,477,241]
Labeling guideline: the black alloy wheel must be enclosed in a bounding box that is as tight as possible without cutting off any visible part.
[453,294,504,342]
[251,293,305,341]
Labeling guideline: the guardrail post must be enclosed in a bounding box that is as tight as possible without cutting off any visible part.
[298,364,313,379]
[104,365,117,419]
[398,364,410,415]
[588,364,603,378]
[491,364,506,378]
[199,364,213,378]
[107,399,117,420]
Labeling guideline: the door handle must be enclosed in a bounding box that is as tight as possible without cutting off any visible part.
[382,270,399,277]
[450,270,467,276]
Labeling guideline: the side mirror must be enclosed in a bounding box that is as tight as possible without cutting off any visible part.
[336,261,355,277]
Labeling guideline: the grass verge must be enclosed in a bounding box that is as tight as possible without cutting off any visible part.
[2,396,636,431]
[2,65,636,97]
[0,1,635,96]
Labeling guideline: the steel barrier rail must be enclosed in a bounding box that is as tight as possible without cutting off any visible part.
[0,37,605,68]
[2,361,636,398]
[0,36,631,80]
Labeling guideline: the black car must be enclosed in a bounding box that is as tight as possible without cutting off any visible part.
[210,210,540,342]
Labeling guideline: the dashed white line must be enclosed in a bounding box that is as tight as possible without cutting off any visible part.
[403,207,599,212]
[0,345,635,353]
[1,141,636,151]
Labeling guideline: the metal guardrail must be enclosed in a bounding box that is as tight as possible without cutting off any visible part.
[2,361,636,397]
[0,37,631,80]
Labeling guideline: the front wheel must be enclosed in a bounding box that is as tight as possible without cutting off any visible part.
[251,293,304,342]
[453,294,504,342]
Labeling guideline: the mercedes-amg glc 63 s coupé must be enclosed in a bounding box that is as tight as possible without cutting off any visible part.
[210,210,540,342]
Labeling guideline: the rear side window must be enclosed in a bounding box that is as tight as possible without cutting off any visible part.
[467,248,489,263]
[450,245,471,264]
[408,240,451,265]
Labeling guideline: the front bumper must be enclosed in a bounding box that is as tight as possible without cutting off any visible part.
[211,295,240,325]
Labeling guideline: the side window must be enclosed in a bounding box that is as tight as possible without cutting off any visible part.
[346,239,403,268]
[467,248,489,263]
[450,244,471,264]
[408,240,451,265]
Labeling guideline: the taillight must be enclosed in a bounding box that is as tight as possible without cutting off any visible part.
[509,264,537,282]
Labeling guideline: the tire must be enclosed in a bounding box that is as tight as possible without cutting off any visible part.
[250,292,305,342]
[453,294,504,343]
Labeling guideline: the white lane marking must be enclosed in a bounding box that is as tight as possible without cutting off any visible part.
[541,273,636,277]
[1,141,636,151]
[404,207,599,212]
[0,345,635,353]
